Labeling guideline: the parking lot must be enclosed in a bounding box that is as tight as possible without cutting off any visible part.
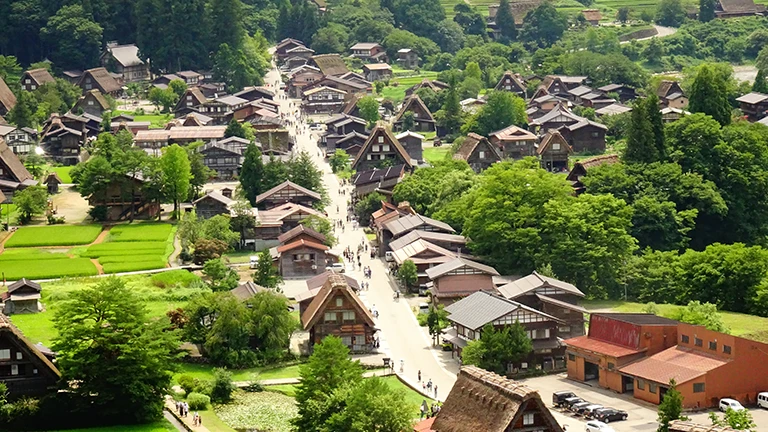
[520,373,768,431]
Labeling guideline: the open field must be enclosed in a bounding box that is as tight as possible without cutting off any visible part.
[423,147,451,164]
[49,166,74,183]
[380,71,440,103]
[55,420,177,432]
[440,0,701,19]
[0,253,98,280]
[5,225,103,248]
[583,300,768,342]
[214,391,297,432]
[114,110,173,129]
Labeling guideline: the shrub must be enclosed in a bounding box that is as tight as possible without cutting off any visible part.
[88,206,108,221]
[243,381,264,392]
[186,392,210,410]
[178,374,199,395]
[416,313,429,327]
[209,368,235,403]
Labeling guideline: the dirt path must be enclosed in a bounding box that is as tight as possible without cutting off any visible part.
[91,227,111,246]
[91,259,104,275]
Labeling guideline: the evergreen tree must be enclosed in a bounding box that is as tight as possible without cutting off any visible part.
[253,249,282,289]
[161,144,191,217]
[646,95,666,159]
[689,64,732,126]
[209,0,245,51]
[225,119,247,139]
[496,0,517,42]
[624,97,659,163]
[699,0,716,22]
[753,69,768,94]
[239,143,264,206]
[439,76,463,135]
[262,155,289,191]
[287,151,325,199]
[8,91,37,128]
[657,379,689,432]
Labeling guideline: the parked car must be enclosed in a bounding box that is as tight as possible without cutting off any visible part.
[719,398,745,412]
[585,420,615,432]
[325,262,345,273]
[592,408,627,423]
[563,397,585,410]
[249,255,259,269]
[385,251,395,262]
[553,391,577,407]
[758,392,768,409]
[579,404,604,418]
[571,401,592,414]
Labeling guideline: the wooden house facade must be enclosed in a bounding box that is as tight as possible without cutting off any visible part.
[193,191,234,219]
[77,67,123,97]
[100,43,150,83]
[301,274,377,353]
[302,86,347,114]
[1,279,42,315]
[73,89,110,117]
[495,71,527,97]
[88,174,159,221]
[393,95,435,132]
[198,142,243,179]
[351,126,414,172]
[426,258,499,306]
[0,314,61,398]
[255,181,321,209]
[277,239,337,277]
[20,69,54,92]
[453,133,502,173]
[537,130,572,172]
[736,92,768,121]
[488,125,537,160]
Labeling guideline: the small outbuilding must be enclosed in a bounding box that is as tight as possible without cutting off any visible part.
[2,279,42,314]
[44,172,63,194]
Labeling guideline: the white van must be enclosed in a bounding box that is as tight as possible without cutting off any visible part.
[758,392,768,409]
[249,256,259,269]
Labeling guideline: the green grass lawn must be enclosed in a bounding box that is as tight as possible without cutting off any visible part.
[54,420,177,432]
[174,363,303,383]
[583,300,768,342]
[380,375,427,416]
[223,250,259,264]
[199,408,237,432]
[5,225,103,247]
[115,110,173,129]
[50,166,74,183]
[423,147,451,164]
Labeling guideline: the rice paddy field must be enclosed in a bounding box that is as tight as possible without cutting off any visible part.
[440,0,702,19]
[82,224,176,273]
[4,225,103,248]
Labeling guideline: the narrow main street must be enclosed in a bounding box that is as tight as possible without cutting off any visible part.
[264,64,460,402]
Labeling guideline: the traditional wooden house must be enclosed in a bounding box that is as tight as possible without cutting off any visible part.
[286,65,324,98]
[322,114,368,150]
[277,239,337,277]
[0,314,61,398]
[134,126,227,154]
[497,271,586,340]
[581,9,602,25]
[595,103,632,117]
[566,154,620,194]
[392,239,458,286]
[309,54,350,77]
[77,67,123,97]
[350,43,387,63]
[100,43,149,83]
[62,70,83,85]
[302,86,347,114]
[0,139,36,198]
[0,77,17,116]
[661,107,691,123]
[395,131,424,163]
[301,274,376,353]
[152,74,182,89]
[73,89,111,117]
[40,115,85,165]
[252,203,323,240]
[444,291,568,372]
[352,164,406,198]
[233,87,275,102]
[332,131,369,157]
[393,95,435,133]
[255,180,321,210]
[426,258,499,306]
[405,79,449,97]
[198,141,243,179]
[276,38,307,62]
[453,133,502,173]
[174,87,208,113]
[389,230,467,255]
[598,84,637,103]
[303,75,371,96]
[88,173,160,221]
[277,224,327,246]
[379,213,456,256]
[177,71,204,86]
[460,98,486,114]
[529,105,607,153]
[230,281,267,301]
[715,0,764,18]
[196,95,249,125]
[494,71,527,97]
[198,82,226,99]
[397,49,419,69]
[20,69,55,92]
[0,126,37,155]
[414,366,564,432]
[541,75,588,97]
[362,63,392,82]
[284,45,315,68]
[488,125,537,160]
[44,172,63,194]
[351,126,414,172]
[736,92,768,121]
[193,190,235,219]
[1,279,42,315]
[657,80,688,109]
[537,130,572,173]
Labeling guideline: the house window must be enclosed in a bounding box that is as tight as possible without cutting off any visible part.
[636,379,645,390]
[723,345,732,354]
[341,336,352,346]
[649,383,658,394]
[553,143,560,150]
[88,100,94,106]
[521,362,528,369]
[479,151,485,159]
[367,154,372,160]
[505,85,511,90]
[11,365,18,376]
[693,383,705,393]
[324,312,336,323]
[709,341,717,351]
[85,84,92,90]
[378,136,384,143]
[559,326,571,334]
[383,145,390,152]
[336,298,343,307]
[681,335,689,343]
[591,131,599,138]
[568,353,576,361]
[523,413,534,425]
[343,311,355,321]
[0,349,9,360]
[25,79,30,84]
[15,352,22,360]
[695,337,703,347]
[607,362,615,371]
[31,85,36,90]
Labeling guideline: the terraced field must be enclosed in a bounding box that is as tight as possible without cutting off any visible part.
[442,0,701,20]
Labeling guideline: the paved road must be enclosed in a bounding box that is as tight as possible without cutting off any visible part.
[263,64,460,402]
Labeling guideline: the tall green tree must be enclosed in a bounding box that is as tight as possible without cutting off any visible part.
[688,64,732,126]
[655,0,686,27]
[520,3,568,48]
[209,0,245,50]
[396,259,418,290]
[41,5,103,71]
[699,0,716,22]
[323,377,415,432]
[355,192,385,225]
[624,97,658,163]
[8,90,37,128]
[357,96,380,127]
[253,249,282,290]
[161,144,191,217]
[496,0,517,42]
[288,151,326,203]
[461,323,532,375]
[262,155,290,191]
[52,277,179,423]
[184,142,213,200]
[464,91,527,137]
[14,185,47,224]
[329,149,350,174]
[240,143,265,206]
[753,69,768,94]
[657,379,689,432]
[202,258,240,292]
[246,291,296,362]
[225,119,247,139]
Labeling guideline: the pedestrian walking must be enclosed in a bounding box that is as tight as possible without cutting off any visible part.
[434,385,438,399]
[420,400,427,419]
[400,359,404,373]
[418,370,421,382]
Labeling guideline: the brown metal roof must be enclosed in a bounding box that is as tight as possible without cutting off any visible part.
[564,335,645,358]
[277,224,327,244]
[276,238,329,254]
[388,230,466,252]
[497,271,584,299]
[619,346,728,385]
[425,257,499,280]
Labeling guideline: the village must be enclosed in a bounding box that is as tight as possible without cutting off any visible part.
[1,0,768,431]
